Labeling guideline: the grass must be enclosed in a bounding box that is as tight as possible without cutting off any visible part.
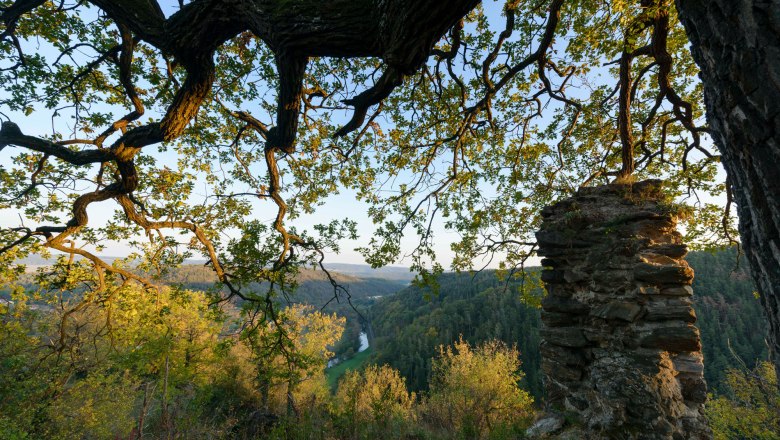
[326,348,373,391]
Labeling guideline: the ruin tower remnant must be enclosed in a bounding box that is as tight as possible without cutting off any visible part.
[533,180,710,439]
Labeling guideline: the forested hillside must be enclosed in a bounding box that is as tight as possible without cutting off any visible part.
[369,248,768,397]
[370,271,544,398]
[688,248,769,391]
[12,249,760,397]
[0,249,774,439]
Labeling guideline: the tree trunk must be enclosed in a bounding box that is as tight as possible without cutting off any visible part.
[676,0,780,380]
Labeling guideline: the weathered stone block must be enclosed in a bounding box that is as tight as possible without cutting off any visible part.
[545,282,572,294]
[630,218,676,239]
[583,327,614,343]
[563,268,588,283]
[640,253,679,265]
[618,330,642,349]
[650,243,688,258]
[660,285,694,296]
[591,269,633,290]
[540,341,587,366]
[672,353,705,374]
[565,395,589,412]
[541,311,578,327]
[634,285,661,296]
[542,295,590,315]
[541,268,567,284]
[680,377,708,404]
[634,262,694,284]
[645,304,697,322]
[537,246,586,258]
[540,327,589,348]
[592,300,643,322]
[536,229,592,248]
[542,358,583,382]
[625,350,667,374]
[544,380,568,404]
[640,326,701,352]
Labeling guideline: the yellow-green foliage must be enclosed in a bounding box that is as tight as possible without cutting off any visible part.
[425,337,535,439]
[243,304,345,415]
[1,275,542,440]
[0,284,242,439]
[0,278,351,440]
[707,361,780,440]
[43,373,137,440]
[330,338,537,440]
[334,364,416,438]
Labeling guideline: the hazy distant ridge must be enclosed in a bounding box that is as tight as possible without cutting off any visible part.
[323,263,415,282]
[17,256,416,282]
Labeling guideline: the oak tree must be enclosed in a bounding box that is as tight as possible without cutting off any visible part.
[0,0,776,376]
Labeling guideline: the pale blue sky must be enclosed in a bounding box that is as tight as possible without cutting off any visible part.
[0,1,728,269]
[0,2,467,268]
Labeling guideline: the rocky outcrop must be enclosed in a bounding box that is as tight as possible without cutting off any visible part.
[533,180,711,439]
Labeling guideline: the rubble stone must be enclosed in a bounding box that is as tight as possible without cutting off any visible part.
[534,180,711,439]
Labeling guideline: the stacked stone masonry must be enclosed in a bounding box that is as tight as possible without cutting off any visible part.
[534,180,711,439]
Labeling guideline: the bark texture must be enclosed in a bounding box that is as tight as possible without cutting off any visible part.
[676,0,780,380]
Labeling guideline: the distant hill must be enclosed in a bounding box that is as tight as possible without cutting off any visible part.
[152,264,407,303]
[323,263,416,282]
[16,255,416,281]
[9,259,408,312]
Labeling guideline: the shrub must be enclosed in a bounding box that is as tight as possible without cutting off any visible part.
[424,337,535,439]
[334,364,416,439]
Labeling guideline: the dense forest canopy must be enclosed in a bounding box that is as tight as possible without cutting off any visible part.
[1,248,776,438]
[1,0,780,413]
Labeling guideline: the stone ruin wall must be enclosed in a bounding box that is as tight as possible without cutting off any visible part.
[534,180,711,439]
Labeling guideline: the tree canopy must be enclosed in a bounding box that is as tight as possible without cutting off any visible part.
[0,0,732,302]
